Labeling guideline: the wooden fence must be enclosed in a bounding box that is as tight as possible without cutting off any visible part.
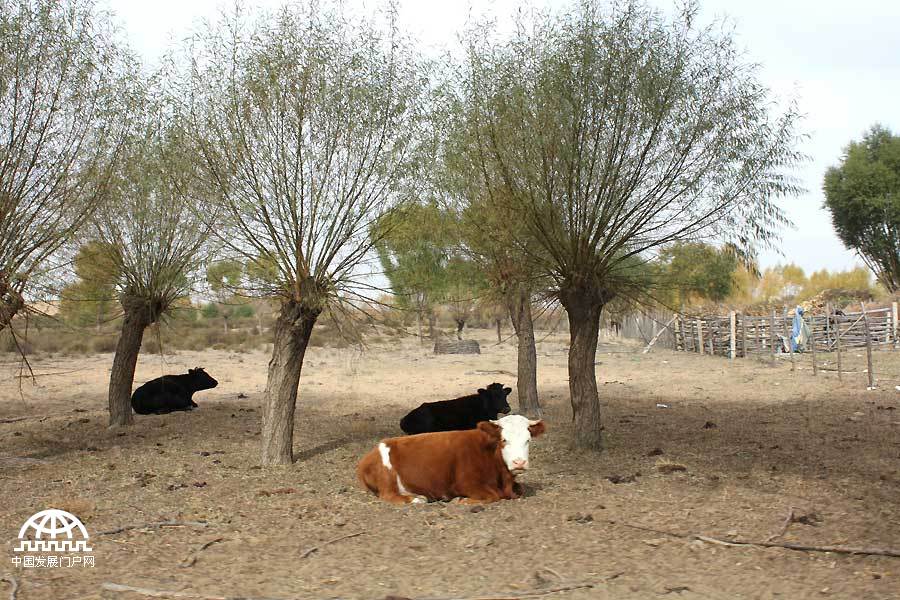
[672,303,898,359]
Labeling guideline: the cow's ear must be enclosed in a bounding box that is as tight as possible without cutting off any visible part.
[477,388,486,395]
[477,421,502,444]
[503,387,512,396]
[528,419,546,438]
[188,368,196,374]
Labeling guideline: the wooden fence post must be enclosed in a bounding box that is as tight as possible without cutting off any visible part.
[755,318,761,357]
[697,319,704,355]
[770,310,777,364]
[893,301,898,350]
[672,315,684,352]
[689,319,696,352]
[861,301,875,389]
[835,311,842,382]
[741,314,747,358]
[810,317,817,376]
[729,311,736,360]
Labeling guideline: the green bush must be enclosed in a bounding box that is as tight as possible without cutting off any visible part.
[232,304,254,318]
[201,303,220,318]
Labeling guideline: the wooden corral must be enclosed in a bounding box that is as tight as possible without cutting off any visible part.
[673,303,898,358]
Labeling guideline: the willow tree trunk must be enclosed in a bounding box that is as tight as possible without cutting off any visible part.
[508,286,541,417]
[261,300,320,465]
[560,288,604,450]
[495,318,502,343]
[108,306,152,427]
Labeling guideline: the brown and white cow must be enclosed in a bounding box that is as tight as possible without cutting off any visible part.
[357,414,546,504]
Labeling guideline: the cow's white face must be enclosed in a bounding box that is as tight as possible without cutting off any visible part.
[494,414,545,475]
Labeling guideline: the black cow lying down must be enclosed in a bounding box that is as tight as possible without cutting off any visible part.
[131,368,218,415]
[399,382,512,434]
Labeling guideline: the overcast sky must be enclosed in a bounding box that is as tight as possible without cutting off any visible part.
[107,0,900,277]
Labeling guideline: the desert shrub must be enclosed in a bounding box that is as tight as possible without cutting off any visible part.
[64,340,89,355]
[309,322,355,348]
[92,336,118,353]
[180,332,208,351]
[0,330,34,354]
[307,325,333,348]
[142,336,162,354]
[31,331,62,354]
[0,331,17,352]
[142,336,176,355]
[202,329,227,346]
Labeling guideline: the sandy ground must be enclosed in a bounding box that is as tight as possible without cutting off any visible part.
[1,330,900,600]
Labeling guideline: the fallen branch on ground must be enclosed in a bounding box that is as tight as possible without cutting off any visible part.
[12,369,86,379]
[101,583,285,600]
[537,567,563,582]
[765,507,795,543]
[415,582,595,600]
[0,414,63,424]
[470,370,516,377]
[1,575,18,600]
[97,521,209,536]
[180,538,224,568]
[611,520,900,558]
[299,531,365,559]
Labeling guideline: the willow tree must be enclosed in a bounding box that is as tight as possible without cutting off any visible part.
[457,0,803,448]
[372,202,453,341]
[824,125,900,293]
[0,0,126,333]
[91,84,213,428]
[451,185,546,416]
[191,2,424,465]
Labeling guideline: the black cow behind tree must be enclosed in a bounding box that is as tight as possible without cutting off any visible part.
[189,1,427,465]
[131,368,218,415]
[400,383,512,434]
[453,0,804,449]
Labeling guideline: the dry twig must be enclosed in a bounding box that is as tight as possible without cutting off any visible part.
[470,370,516,377]
[611,520,900,558]
[299,531,366,559]
[765,507,795,542]
[537,567,563,582]
[101,582,285,600]
[97,521,209,536]
[180,538,224,568]
[416,582,595,600]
